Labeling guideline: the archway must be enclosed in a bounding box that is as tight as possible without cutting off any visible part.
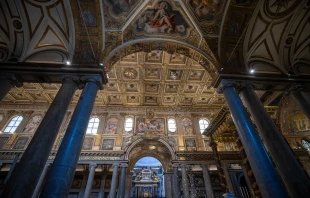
[125,138,174,198]
[131,156,164,198]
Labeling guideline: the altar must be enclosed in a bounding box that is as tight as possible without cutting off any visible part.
[134,169,160,197]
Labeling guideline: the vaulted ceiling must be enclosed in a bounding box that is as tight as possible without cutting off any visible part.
[0,0,309,107]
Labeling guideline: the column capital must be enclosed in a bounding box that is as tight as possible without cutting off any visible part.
[0,73,23,87]
[89,163,97,168]
[120,163,128,168]
[217,80,256,94]
[112,163,119,168]
[172,164,179,168]
[80,75,104,90]
[217,80,239,94]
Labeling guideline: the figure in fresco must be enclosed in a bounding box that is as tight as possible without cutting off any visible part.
[104,118,118,134]
[149,2,175,33]
[190,0,222,21]
[22,115,42,133]
[136,118,164,133]
[182,118,194,135]
[136,1,188,35]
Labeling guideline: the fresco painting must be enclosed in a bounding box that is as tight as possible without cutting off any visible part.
[0,137,9,149]
[185,139,197,151]
[82,137,94,150]
[22,115,42,133]
[12,136,30,149]
[136,1,189,35]
[136,118,165,133]
[182,118,195,135]
[101,139,115,150]
[189,0,223,21]
[104,118,118,134]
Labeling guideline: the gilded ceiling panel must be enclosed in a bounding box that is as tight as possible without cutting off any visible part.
[2,51,225,108]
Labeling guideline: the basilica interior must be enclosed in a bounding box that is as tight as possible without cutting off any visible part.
[0,0,310,198]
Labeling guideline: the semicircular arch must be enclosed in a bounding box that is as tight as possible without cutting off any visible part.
[102,38,219,78]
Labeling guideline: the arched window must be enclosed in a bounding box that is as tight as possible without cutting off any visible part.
[168,119,176,132]
[86,117,100,134]
[124,117,133,132]
[199,119,209,134]
[3,115,23,133]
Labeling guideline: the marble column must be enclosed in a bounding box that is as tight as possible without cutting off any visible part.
[218,80,288,198]
[84,163,97,198]
[222,163,234,193]
[0,74,22,101]
[240,84,310,197]
[98,175,107,198]
[189,172,197,198]
[109,164,119,198]
[124,173,132,198]
[2,76,77,197]
[117,164,127,198]
[172,165,179,198]
[291,89,310,120]
[40,76,102,198]
[202,164,214,198]
[181,165,190,198]
[32,163,50,198]
[164,172,173,198]
[209,138,228,192]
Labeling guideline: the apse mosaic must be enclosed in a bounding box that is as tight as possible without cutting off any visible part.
[135,1,189,36]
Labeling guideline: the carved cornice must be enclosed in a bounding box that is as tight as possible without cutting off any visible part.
[176,151,242,161]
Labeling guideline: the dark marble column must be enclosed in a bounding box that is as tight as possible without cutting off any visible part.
[218,80,288,198]
[109,164,119,198]
[172,165,179,198]
[40,76,102,198]
[2,76,77,197]
[117,164,127,198]
[201,164,214,198]
[240,84,310,197]
[181,165,190,198]
[0,74,22,101]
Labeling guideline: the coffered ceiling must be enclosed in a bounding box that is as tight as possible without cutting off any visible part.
[1,51,226,108]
